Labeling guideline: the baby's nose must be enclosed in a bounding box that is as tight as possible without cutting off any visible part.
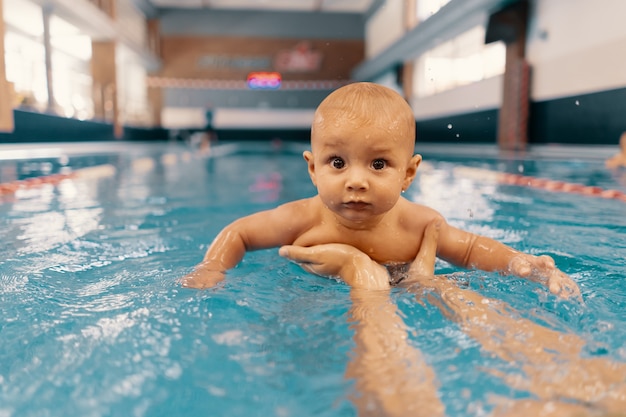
[345,168,369,190]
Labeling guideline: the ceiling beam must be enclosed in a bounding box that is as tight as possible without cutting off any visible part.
[364,0,384,21]
[352,0,517,81]
[131,0,159,18]
[29,0,161,70]
[28,0,116,39]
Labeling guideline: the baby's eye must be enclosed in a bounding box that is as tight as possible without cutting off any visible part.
[331,157,345,169]
[372,159,386,170]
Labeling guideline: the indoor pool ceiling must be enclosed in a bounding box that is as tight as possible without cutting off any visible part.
[145,0,376,13]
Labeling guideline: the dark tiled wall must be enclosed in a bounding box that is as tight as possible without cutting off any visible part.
[414,87,626,145]
[0,110,168,143]
[529,87,626,145]
[2,87,625,145]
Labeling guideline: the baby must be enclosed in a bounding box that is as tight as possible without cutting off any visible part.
[182,82,580,298]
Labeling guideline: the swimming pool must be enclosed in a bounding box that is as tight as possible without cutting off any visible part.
[1,141,625,416]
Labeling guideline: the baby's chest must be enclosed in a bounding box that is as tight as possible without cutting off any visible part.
[293,225,420,264]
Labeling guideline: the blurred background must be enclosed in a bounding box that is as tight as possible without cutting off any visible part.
[0,0,624,147]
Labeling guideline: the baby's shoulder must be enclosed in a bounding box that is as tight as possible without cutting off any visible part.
[277,196,321,212]
[399,198,441,216]
[273,197,323,223]
[397,199,445,227]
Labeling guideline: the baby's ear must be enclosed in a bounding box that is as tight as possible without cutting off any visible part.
[303,151,317,186]
[403,154,422,189]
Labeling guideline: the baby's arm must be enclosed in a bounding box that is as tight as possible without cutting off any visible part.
[182,200,309,288]
[437,221,581,299]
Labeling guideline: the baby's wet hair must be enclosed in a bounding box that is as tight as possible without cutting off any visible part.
[313,82,415,139]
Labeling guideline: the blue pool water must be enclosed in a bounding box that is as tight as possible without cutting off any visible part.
[0,141,625,417]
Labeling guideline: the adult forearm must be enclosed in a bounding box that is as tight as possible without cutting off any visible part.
[347,288,444,417]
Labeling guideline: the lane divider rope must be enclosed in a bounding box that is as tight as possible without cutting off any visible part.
[453,166,626,203]
[0,164,116,197]
[2,162,623,202]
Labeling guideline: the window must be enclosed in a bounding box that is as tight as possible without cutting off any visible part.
[413,25,505,98]
[116,45,149,126]
[415,0,451,22]
[3,0,92,118]
[4,0,47,109]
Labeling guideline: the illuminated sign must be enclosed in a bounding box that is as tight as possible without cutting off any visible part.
[247,72,282,89]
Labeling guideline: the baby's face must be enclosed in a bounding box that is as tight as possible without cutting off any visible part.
[307,113,418,227]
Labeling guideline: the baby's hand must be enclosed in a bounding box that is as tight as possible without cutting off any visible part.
[508,254,581,300]
[181,266,225,289]
[279,244,390,290]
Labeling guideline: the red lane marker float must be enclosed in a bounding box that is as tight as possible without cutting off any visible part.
[0,172,76,196]
[453,167,626,203]
[0,164,116,197]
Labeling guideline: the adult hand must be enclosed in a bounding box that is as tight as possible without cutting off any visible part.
[279,244,391,290]
[408,220,440,278]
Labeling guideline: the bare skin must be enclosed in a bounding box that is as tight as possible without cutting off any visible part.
[281,222,626,417]
[605,132,626,169]
[282,221,445,417]
[412,274,626,415]
[182,82,580,299]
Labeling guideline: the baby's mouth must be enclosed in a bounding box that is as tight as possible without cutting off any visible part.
[342,201,370,210]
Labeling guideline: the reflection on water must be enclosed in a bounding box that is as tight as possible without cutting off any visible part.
[0,143,624,417]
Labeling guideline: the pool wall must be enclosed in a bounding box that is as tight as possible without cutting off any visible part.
[414,86,626,146]
[0,109,170,143]
[3,86,625,146]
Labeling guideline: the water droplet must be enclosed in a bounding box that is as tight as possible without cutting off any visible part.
[456,133,460,138]
[575,100,580,106]
[447,124,452,129]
